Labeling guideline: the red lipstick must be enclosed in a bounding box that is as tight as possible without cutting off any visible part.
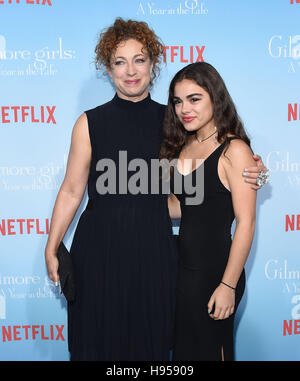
[125,80,140,85]
[182,116,195,123]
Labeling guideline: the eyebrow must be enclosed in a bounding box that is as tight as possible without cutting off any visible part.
[173,93,203,100]
[114,54,146,60]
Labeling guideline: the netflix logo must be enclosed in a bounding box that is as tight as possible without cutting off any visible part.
[163,46,205,63]
[288,103,300,121]
[0,106,56,124]
[283,320,300,335]
[0,218,50,236]
[0,0,52,5]
[1,324,65,342]
[285,214,300,231]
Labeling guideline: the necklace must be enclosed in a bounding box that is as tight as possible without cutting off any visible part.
[195,126,217,143]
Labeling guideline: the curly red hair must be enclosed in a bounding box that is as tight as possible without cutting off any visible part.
[95,18,164,88]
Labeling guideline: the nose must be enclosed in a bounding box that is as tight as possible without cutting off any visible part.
[180,101,191,115]
[126,62,137,76]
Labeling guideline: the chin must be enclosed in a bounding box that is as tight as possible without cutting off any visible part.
[129,89,144,96]
[181,124,197,133]
[124,83,148,94]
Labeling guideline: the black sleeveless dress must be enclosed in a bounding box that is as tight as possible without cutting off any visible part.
[67,94,178,361]
[171,138,245,361]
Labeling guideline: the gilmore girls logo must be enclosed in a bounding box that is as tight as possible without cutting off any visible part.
[0,274,62,320]
[268,35,300,73]
[0,154,68,192]
[0,274,62,322]
[266,151,300,187]
[137,0,208,16]
[265,260,300,281]
[0,35,75,77]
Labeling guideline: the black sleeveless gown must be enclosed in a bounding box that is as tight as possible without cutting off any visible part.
[67,94,178,361]
[171,138,245,361]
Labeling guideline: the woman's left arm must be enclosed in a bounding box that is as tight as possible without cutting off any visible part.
[208,140,257,320]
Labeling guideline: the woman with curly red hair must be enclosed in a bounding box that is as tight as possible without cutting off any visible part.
[45,18,266,361]
[45,18,177,361]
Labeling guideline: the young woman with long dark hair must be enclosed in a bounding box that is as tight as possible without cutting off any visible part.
[160,62,258,361]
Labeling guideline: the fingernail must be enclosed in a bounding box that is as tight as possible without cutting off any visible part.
[244,168,248,172]
[242,172,247,176]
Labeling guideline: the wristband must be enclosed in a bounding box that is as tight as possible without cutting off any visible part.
[220,281,236,291]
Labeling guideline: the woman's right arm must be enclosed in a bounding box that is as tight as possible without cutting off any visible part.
[168,192,181,219]
[45,113,91,283]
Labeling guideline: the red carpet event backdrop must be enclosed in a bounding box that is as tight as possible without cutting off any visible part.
[0,0,299,361]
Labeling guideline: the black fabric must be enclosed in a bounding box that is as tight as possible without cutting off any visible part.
[171,137,245,361]
[57,241,76,302]
[67,94,178,361]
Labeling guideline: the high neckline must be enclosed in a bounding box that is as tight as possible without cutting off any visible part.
[112,92,151,110]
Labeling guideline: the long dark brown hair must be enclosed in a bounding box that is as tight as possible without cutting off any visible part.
[159,62,251,162]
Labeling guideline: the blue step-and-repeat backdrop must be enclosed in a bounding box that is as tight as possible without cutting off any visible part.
[0,0,299,361]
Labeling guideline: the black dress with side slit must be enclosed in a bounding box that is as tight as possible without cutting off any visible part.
[67,93,178,361]
[171,138,245,361]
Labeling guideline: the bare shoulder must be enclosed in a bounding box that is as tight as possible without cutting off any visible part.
[78,112,88,123]
[72,113,90,145]
[221,137,255,168]
[73,112,88,131]
[227,138,252,155]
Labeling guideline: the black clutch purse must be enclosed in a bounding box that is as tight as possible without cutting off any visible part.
[57,241,76,302]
